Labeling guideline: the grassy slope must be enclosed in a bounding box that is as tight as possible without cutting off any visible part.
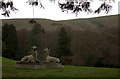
[2,15,118,31]
[2,57,119,77]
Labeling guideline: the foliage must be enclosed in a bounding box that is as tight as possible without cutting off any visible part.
[2,23,18,59]
[56,27,71,57]
[84,53,96,66]
[25,23,45,53]
[0,0,115,17]
[17,29,29,52]
[58,0,113,16]
[84,53,114,67]
[15,29,30,60]
[26,0,44,9]
[0,0,18,17]
[94,57,107,67]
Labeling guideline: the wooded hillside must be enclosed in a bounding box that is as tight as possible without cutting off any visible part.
[2,15,119,68]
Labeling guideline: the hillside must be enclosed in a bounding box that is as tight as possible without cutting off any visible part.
[2,15,119,68]
[2,57,119,77]
[1,15,118,31]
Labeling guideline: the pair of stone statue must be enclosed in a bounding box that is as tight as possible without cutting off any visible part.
[20,46,60,64]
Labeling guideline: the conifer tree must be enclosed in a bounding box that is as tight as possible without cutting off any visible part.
[57,27,71,57]
[26,23,45,52]
[2,23,18,59]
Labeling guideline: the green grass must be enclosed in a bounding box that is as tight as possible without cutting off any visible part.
[2,57,119,77]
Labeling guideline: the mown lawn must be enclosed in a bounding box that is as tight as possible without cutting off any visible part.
[2,57,119,77]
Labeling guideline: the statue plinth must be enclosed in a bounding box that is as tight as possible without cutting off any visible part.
[14,62,64,69]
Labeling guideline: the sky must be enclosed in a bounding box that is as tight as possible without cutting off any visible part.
[0,0,119,21]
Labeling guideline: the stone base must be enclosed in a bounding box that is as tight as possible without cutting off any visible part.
[14,63,64,69]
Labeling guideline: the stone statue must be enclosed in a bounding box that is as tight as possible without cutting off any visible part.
[31,45,39,63]
[15,46,63,68]
[20,55,35,63]
[43,48,60,63]
[19,45,39,63]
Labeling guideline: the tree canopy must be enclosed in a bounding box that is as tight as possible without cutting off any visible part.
[25,23,45,52]
[0,0,116,17]
[2,23,18,59]
[57,27,71,57]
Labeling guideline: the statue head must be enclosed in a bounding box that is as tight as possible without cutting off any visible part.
[32,45,37,51]
[43,48,50,55]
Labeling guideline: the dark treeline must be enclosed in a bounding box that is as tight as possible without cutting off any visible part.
[2,24,18,59]
[2,17,119,68]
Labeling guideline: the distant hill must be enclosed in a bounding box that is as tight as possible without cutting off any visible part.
[2,15,118,31]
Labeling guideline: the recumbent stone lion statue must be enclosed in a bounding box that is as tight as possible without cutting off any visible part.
[19,46,60,64]
[42,48,60,63]
[19,45,38,63]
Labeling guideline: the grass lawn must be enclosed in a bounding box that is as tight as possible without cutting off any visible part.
[2,57,119,77]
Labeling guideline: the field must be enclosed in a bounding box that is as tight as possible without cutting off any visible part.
[2,57,119,77]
